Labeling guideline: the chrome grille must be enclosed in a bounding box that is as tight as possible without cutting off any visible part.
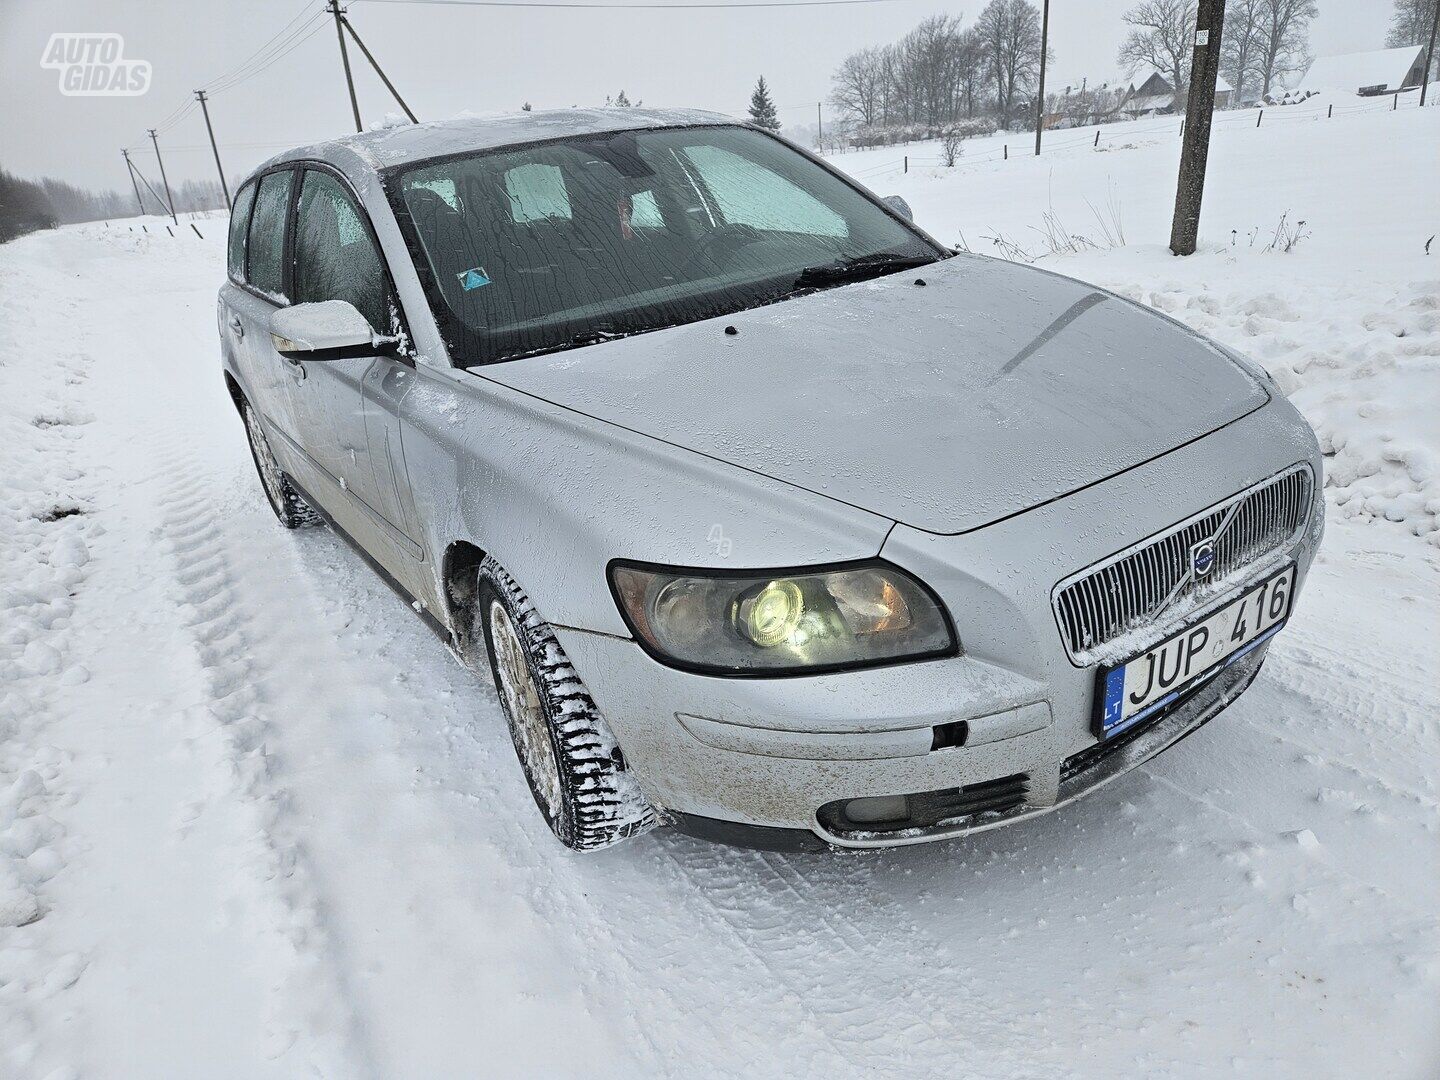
[1054,465,1313,659]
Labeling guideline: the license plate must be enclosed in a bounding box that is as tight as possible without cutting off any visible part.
[1095,563,1295,738]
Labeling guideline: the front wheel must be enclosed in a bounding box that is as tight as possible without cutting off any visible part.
[477,557,655,851]
[241,400,322,529]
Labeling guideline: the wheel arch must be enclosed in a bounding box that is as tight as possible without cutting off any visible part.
[222,370,248,414]
[441,538,488,664]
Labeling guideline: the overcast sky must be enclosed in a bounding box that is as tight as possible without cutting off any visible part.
[2,0,1399,190]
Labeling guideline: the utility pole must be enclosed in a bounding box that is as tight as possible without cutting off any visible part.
[341,13,418,123]
[1169,0,1226,256]
[816,102,823,151]
[129,158,173,220]
[121,150,146,215]
[1034,0,1051,155]
[147,128,179,226]
[329,0,364,132]
[1421,0,1439,107]
[194,90,231,211]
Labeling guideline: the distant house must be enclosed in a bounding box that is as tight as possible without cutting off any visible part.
[1124,72,1180,116]
[1299,46,1426,96]
[1119,72,1235,117]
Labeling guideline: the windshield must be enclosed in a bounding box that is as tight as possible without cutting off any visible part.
[386,124,941,366]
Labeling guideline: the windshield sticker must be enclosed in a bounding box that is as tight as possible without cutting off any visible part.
[457,266,491,291]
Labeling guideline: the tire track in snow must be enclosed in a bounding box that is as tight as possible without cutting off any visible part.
[148,431,376,1077]
[146,446,663,1076]
[264,524,683,1077]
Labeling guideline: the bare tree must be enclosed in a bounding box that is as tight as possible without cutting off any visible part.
[903,15,966,127]
[956,28,990,117]
[1254,0,1317,96]
[830,18,992,132]
[831,47,889,127]
[975,0,1045,127]
[940,129,966,166]
[1118,0,1197,94]
[1387,0,1439,80]
[1221,0,1265,103]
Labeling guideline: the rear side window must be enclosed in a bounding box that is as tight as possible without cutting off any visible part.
[227,181,257,282]
[293,169,389,331]
[246,170,294,299]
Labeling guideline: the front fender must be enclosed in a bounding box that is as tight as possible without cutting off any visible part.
[397,363,895,637]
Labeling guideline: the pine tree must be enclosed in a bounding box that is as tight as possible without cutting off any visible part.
[748,76,781,131]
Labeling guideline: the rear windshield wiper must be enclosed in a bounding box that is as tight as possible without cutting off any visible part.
[790,252,940,291]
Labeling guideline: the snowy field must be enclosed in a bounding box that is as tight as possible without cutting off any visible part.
[2,97,1438,1078]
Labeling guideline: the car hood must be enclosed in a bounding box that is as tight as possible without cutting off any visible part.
[478,253,1269,535]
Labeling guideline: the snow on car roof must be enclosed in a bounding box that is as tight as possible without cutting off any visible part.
[256,107,737,179]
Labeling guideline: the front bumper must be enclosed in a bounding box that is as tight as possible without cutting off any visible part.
[558,625,1278,850]
[555,396,1325,849]
[661,645,1270,852]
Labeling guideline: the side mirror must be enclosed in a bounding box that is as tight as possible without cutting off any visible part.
[882,194,914,222]
[270,300,399,362]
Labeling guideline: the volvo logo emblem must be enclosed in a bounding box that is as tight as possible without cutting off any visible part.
[1191,539,1217,577]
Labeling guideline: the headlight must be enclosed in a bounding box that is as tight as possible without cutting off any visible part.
[608,560,957,675]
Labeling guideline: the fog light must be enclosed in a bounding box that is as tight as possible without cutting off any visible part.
[844,794,908,824]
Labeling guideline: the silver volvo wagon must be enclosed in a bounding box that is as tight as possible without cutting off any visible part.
[217,109,1324,852]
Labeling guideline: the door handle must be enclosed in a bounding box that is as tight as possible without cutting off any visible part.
[228,315,244,339]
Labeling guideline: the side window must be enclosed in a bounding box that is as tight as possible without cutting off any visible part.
[227,181,257,282]
[504,163,570,223]
[247,170,294,299]
[294,170,388,332]
[681,145,847,238]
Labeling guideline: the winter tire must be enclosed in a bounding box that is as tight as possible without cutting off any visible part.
[241,399,323,529]
[476,557,656,851]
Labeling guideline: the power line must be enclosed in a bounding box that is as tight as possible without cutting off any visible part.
[125,3,329,175]
[206,0,326,91]
[208,11,331,96]
[355,0,919,9]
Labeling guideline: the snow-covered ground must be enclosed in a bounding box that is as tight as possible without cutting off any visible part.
[1,98,1437,1079]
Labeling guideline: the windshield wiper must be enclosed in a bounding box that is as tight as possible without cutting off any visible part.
[790,252,940,291]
